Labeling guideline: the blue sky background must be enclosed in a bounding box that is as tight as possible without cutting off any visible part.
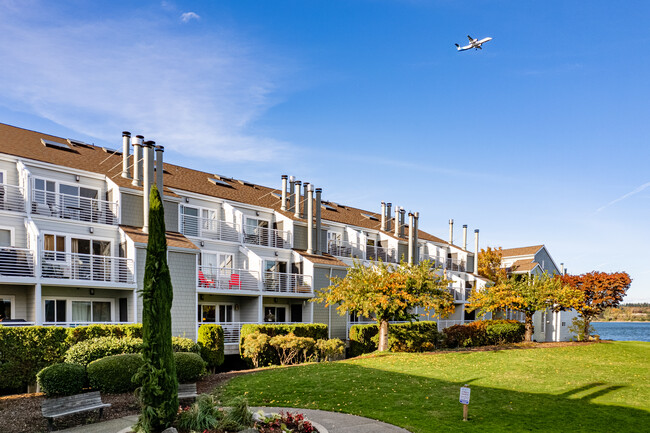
[0,0,648,301]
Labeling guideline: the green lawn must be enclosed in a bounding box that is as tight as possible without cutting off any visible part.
[220,341,650,432]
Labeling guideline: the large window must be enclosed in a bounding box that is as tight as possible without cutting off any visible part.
[0,296,13,320]
[44,234,65,261]
[264,306,286,323]
[244,218,269,245]
[44,299,66,322]
[44,298,112,323]
[198,303,234,323]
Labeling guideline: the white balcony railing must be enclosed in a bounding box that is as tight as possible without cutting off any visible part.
[197,266,260,291]
[197,321,312,345]
[420,254,446,269]
[328,240,398,263]
[366,244,397,263]
[0,184,26,213]
[437,319,474,331]
[180,215,241,243]
[0,247,35,278]
[31,189,119,225]
[243,226,292,249]
[262,272,312,294]
[41,252,134,284]
[446,258,466,272]
[43,321,134,327]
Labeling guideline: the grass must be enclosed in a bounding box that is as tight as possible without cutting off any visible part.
[220,341,650,432]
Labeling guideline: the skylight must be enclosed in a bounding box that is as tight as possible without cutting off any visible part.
[213,174,233,181]
[41,138,72,151]
[67,138,93,148]
[322,204,337,211]
[361,213,379,221]
[208,178,233,188]
[271,192,282,199]
[237,179,255,187]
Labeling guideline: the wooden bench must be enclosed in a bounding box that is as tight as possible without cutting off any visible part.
[41,391,111,431]
[178,383,198,400]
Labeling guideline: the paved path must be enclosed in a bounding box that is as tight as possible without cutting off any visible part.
[56,408,411,433]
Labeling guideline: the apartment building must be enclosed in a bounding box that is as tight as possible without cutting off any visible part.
[0,123,486,354]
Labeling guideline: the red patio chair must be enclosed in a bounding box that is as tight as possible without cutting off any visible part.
[198,270,215,288]
[229,273,241,290]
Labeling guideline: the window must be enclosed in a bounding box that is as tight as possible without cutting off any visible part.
[180,206,199,236]
[44,234,66,261]
[244,218,269,245]
[0,296,14,320]
[264,306,286,323]
[44,299,66,323]
[59,184,98,221]
[34,178,56,208]
[198,303,234,323]
[71,300,111,322]
[219,305,234,323]
[0,228,11,247]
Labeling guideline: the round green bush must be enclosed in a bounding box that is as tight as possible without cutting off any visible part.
[172,336,201,354]
[87,353,144,393]
[65,336,143,366]
[174,352,206,383]
[36,363,86,397]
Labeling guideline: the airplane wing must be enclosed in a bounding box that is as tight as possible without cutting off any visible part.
[467,35,474,42]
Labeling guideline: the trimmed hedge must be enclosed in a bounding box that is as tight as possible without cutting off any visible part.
[87,354,144,393]
[66,324,143,345]
[172,336,201,354]
[350,321,441,355]
[65,336,143,366]
[174,352,207,383]
[442,320,525,348]
[36,363,86,397]
[348,324,379,357]
[197,324,225,370]
[0,326,69,393]
[239,324,327,366]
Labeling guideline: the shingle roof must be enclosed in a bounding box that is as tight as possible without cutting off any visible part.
[120,225,199,250]
[293,250,347,267]
[501,245,544,258]
[508,259,540,273]
[0,123,451,248]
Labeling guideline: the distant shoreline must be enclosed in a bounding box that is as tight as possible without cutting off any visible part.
[592,320,649,323]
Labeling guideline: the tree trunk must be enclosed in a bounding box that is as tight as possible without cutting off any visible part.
[524,313,534,342]
[583,317,591,340]
[377,319,390,351]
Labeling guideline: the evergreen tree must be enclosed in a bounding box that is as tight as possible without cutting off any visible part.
[134,185,178,432]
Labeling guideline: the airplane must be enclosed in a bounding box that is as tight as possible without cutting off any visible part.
[455,35,493,51]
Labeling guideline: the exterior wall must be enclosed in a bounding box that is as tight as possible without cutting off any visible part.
[0,285,30,320]
[163,199,179,232]
[534,248,559,274]
[293,225,307,251]
[0,214,27,247]
[397,243,408,262]
[121,192,143,228]
[168,251,199,339]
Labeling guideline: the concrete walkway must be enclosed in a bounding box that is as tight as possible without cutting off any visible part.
[56,408,411,433]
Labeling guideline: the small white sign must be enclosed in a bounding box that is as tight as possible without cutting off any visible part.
[459,386,471,404]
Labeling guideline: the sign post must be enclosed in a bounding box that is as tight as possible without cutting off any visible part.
[459,385,471,421]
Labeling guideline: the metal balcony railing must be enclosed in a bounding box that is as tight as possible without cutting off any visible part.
[41,252,134,284]
[197,321,311,345]
[365,244,397,263]
[31,189,119,225]
[0,184,26,213]
[436,319,474,330]
[328,240,397,263]
[243,226,292,249]
[197,266,260,291]
[180,215,241,243]
[419,254,446,269]
[446,258,466,272]
[262,272,312,294]
[0,247,35,278]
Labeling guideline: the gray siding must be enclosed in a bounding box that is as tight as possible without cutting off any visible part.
[122,193,143,227]
[293,225,307,250]
[397,244,409,263]
[163,200,178,232]
[168,251,199,339]
[0,285,30,320]
[534,248,559,274]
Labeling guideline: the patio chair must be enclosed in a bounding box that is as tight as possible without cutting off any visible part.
[229,273,241,290]
[198,270,215,288]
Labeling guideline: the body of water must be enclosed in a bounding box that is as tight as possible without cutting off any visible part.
[592,322,650,342]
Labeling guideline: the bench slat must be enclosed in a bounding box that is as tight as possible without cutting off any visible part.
[42,391,111,418]
[43,403,110,418]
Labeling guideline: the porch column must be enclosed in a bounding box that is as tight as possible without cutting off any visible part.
[258,294,264,323]
[34,283,42,325]
[132,288,138,323]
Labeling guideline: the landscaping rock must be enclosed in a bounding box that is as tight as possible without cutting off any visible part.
[161,427,178,433]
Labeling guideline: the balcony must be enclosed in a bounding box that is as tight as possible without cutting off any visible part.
[0,184,26,213]
[31,189,119,225]
[262,272,312,294]
[180,215,241,243]
[41,252,134,284]
[243,226,292,249]
[197,266,260,292]
[0,247,35,278]
[328,240,398,263]
[197,321,311,345]
[420,254,446,269]
[446,258,466,272]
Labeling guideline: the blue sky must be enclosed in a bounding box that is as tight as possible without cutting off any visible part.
[1,0,648,302]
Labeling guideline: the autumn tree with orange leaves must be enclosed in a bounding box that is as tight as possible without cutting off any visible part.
[467,272,584,341]
[313,260,454,351]
[559,271,632,340]
[477,246,508,285]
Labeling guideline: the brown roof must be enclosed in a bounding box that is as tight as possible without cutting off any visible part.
[0,123,450,247]
[293,250,347,267]
[501,245,544,258]
[508,259,539,273]
[120,225,199,250]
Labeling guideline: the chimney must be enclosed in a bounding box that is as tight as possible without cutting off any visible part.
[414,212,420,263]
[462,225,468,250]
[408,212,414,265]
[155,145,164,198]
[449,219,454,245]
[474,229,479,274]
[564,267,568,276]
[399,208,406,238]
[307,184,314,254]
[302,182,310,218]
[294,180,302,218]
[315,188,322,254]
[380,202,386,231]
[560,263,565,274]
[281,175,288,211]
[289,176,295,211]
[121,131,131,179]
[394,206,400,237]
[131,135,144,187]
[386,203,392,232]
[142,141,154,233]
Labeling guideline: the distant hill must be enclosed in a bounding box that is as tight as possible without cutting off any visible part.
[598,304,650,322]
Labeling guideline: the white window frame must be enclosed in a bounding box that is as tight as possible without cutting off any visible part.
[179,204,222,237]
[42,231,115,257]
[43,296,115,324]
[263,304,288,323]
[0,295,16,320]
[0,169,6,184]
[198,302,236,323]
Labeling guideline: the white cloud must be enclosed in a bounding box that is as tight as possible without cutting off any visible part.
[596,182,650,213]
[180,11,200,23]
[0,2,290,162]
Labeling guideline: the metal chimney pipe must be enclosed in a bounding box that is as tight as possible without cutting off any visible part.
[474,229,479,274]
[121,131,131,179]
[131,135,144,187]
[281,175,288,211]
[399,208,406,238]
[294,180,302,218]
[315,188,322,254]
[142,141,154,233]
[449,219,454,245]
[386,203,392,232]
[302,182,310,218]
[462,225,468,250]
[560,263,565,275]
[307,184,314,254]
[289,176,295,211]
[155,145,164,198]
[408,212,414,265]
[414,212,420,263]
[380,202,386,231]
[394,206,400,237]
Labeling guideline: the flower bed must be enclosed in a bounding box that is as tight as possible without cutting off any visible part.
[253,410,317,433]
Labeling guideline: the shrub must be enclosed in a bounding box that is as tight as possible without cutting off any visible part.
[443,320,525,348]
[240,324,326,366]
[348,324,378,357]
[269,333,316,365]
[174,352,207,383]
[36,363,86,397]
[386,321,441,352]
[176,394,223,432]
[569,317,596,342]
[65,336,143,366]
[0,326,69,393]
[87,353,144,393]
[242,332,271,368]
[66,324,143,345]
[172,336,201,354]
[197,324,225,370]
[316,338,345,361]
[485,320,525,344]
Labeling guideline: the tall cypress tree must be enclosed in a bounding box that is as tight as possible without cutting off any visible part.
[134,185,178,432]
